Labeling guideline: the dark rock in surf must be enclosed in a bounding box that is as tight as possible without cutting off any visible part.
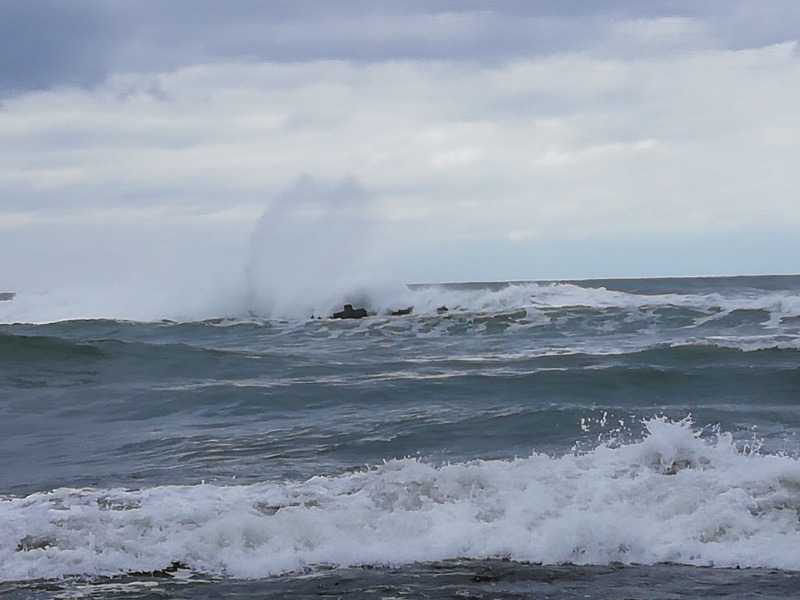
[390,307,413,316]
[332,304,369,319]
[15,535,53,552]
[437,305,449,314]
[0,292,15,302]
[664,459,692,475]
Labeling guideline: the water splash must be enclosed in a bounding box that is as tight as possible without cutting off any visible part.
[244,175,407,319]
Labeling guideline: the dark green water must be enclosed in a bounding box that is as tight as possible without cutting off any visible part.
[1,276,799,597]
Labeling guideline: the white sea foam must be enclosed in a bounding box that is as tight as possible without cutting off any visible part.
[2,418,799,582]
[2,277,799,342]
[242,278,800,329]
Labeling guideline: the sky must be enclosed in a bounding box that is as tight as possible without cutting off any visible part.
[1,1,799,318]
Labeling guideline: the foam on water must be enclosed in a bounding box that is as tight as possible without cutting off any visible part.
[2,278,799,360]
[3,276,799,323]
[2,418,799,582]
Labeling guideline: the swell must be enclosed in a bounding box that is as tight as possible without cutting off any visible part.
[2,322,797,396]
[0,331,105,363]
[0,325,266,365]
[0,328,275,395]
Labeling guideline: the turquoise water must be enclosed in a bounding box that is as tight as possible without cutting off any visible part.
[1,276,799,597]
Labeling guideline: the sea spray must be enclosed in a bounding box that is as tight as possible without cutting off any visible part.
[245,175,407,319]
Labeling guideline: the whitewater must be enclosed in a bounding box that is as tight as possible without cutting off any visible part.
[1,275,799,598]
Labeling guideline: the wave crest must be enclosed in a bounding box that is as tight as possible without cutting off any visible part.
[3,418,799,582]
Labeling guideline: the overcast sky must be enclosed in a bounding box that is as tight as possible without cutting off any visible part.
[1,1,799,317]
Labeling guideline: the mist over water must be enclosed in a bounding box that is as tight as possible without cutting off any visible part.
[245,175,408,320]
[12,175,798,326]
[0,176,414,324]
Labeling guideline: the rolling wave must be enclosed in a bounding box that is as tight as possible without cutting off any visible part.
[2,418,799,583]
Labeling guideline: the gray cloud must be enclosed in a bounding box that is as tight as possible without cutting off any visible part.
[3,0,798,97]
[0,0,115,94]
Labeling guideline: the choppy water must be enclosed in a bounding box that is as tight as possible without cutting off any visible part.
[1,275,799,598]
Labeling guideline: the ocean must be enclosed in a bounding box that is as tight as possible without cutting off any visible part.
[1,275,799,599]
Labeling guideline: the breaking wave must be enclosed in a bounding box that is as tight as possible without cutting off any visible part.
[2,418,799,582]
[2,276,800,325]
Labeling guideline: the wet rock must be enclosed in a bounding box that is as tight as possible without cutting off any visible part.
[390,307,413,316]
[664,459,692,475]
[16,535,54,552]
[332,304,369,319]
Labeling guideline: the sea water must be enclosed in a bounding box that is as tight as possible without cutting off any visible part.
[0,275,799,598]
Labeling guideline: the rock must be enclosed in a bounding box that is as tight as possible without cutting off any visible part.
[332,304,369,319]
[436,305,449,314]
[390,307,413,316]
[15,535,53,552]
[0,292,15,302]
[664,459,692,475]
